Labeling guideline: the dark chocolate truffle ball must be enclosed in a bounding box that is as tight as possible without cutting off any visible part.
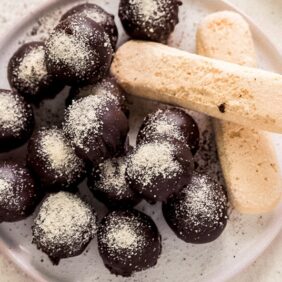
[0,89,34,152]
[61,3,118,49]
[98,209,161,277]
[32,192,97,265]
[27,127,86,192]
[45,16,112,86]
[8,42,64,104]
[63,93,129,166]
[137,108,200,155]
[0,162,40,222]
[67,76,128,115]
[119,0,182,43]
[163,173,228,244]
[126,140,194,202]
[88,157,141,209]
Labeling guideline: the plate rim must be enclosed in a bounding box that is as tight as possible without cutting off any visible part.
[0,0,281,282]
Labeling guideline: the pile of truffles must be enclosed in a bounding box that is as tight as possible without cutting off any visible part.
[0,0,228,277]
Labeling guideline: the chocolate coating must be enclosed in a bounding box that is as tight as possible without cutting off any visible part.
[67,76,128,115]
[98,209,161,277]
[126,140,194,202]
[0,89,34,152]
[63,93,129,166]
[119,0,182,43]
[137,108,200,155]
[45,16,112,86]
[61,3,118,49]
[8,42,64,105]
[32,192,97,264]
[88,156,141,209]
[0,162,40,222]
[27,127,86,192]
[163,173,228,244]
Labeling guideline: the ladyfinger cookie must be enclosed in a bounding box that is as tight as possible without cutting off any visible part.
[111,40,282,133]
[197,11,282,213]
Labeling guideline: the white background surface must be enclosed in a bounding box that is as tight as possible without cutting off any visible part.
[0,0,282,281]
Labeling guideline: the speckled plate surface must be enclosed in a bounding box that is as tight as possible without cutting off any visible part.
[0,0,282,282]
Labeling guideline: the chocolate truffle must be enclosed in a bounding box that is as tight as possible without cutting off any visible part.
[45,16,112,86]
[163,173,228,244]
[63,93,129,166]
[27,127,86,192]
[0,89,34,152]
[8,42,64,104]
[98,209,161,277]
[119,0,182,43]
[126,140,194,202]
[32,192,97,265]
[61,3,118,49]
[67,76,127,115]
[0,162,40,222]
[137,108,200,155]
[88,157,141,209]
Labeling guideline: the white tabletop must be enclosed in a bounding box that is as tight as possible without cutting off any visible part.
[0,0,282,281]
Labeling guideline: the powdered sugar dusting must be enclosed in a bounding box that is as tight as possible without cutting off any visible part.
[152,120,178,135]
[140,109,183,140]
[127,141,181,186]
[129,0,164,21]
[0,178,14,205]
[0,91,29,134]
[78,83,111,99]
[33,192,97,250]
[45,15,112,82]
[63,94,116,152]
[177,173,227,229]
[46,31,90,73]
[17,46,47,93]
[100,212,145,254]
[74,78,122,107]
[38,128,84,181]
[97,158,127,196]
[0,177,23,210]
[106,224,139,250]
[0,164,35,212]
[84,9,108,24]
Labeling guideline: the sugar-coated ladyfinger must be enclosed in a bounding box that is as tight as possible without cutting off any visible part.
[111,40,282,133]
[196,11,281,213]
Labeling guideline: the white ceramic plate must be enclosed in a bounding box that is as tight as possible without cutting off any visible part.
[0,0,282,282]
